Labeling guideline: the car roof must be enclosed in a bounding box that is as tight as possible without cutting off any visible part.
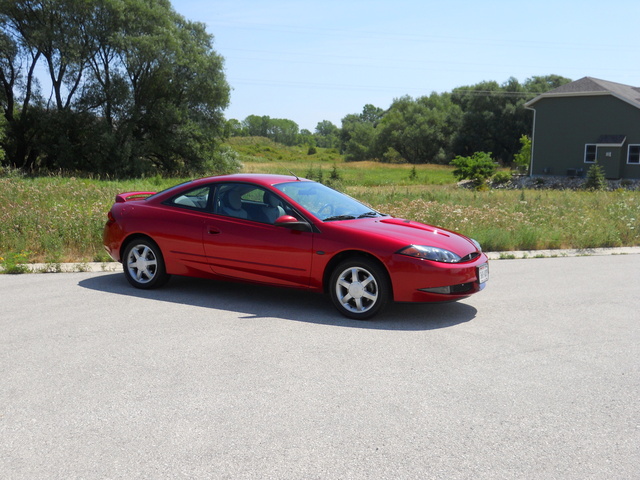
[144,173,311,203]
[195,173,309,187]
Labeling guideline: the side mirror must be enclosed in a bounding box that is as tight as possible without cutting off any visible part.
[274,215,312,232]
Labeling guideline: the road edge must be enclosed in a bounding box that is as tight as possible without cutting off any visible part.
[2,246,639,274]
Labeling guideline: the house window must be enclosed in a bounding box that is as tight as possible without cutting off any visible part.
[584,144,597,163]
[628,145,640,164]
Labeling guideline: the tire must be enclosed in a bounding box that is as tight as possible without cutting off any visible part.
[329,257,390,320]
[122,238,170,289]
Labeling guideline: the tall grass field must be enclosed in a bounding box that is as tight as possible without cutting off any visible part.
[1,167,638,270]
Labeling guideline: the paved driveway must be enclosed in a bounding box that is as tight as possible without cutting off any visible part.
[1,255,639,479]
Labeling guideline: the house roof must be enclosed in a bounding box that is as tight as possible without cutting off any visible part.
[525,77,640,110]
[595,134,626,146]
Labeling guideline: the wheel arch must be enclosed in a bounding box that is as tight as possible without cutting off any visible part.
[322,250,394,300]
[120,233,161,263]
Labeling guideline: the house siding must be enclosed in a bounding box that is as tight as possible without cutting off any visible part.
[530,95,640,179]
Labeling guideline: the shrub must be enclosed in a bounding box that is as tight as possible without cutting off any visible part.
[382,147,405,164]
[305,165,323,183]
[204,145,243,175]
[329,164,341,181]
[450,152,497,187]
[492,171,511,185]
[585,163,607,191]
[513,135,531,173]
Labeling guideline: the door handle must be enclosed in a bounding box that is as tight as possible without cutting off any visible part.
[207,226,221,235]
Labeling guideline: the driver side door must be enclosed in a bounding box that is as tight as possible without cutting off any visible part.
[203,183,314,287]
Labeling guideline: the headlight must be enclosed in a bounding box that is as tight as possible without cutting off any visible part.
[398,245,461,263]
[470,238,482,251]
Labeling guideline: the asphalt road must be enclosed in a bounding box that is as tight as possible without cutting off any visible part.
[1,255,639,479]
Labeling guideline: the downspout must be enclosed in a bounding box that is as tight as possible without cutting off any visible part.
[525,104,536,177]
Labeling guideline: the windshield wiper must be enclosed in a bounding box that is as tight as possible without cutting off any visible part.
[323,215,357,222]
[357,211,384,218]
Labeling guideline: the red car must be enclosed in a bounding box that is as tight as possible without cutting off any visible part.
[103,174,488,319]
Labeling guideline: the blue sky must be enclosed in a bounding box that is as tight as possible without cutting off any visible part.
[171,0,640,131]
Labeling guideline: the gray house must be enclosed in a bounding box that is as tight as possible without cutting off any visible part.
[525,77,640,179]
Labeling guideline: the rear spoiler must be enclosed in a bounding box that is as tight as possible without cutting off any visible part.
[115,191,156,203]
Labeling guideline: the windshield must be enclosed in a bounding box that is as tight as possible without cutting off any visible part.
[274,181,384,221]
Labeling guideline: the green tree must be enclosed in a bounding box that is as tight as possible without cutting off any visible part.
[375,93,461,164]
[360,104,384,124]
[225,118,244,137]
[513,135,532,173]
[382,147,405,164]
[314,120,339,148]
[0,0,231,176]
[298,129,316,149]
[450,152,497,187]
[584,162,607,191]
[523,74,572,94]
[343,121,376,162]
[240,115,300,146]
[268,118,299,146]
[452,80,517,164]
[451,76,571,165]
[340,105,382,161]
[113,1,230,174]
[242,115,271,137]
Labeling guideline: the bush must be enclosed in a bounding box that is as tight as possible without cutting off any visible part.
[585,163,607,191]
[513,135,531,173]
[492,171,512,185]
[204,145,243,175]
[329,164,341,181]
[382,147,406,164]
[450,152,497,187]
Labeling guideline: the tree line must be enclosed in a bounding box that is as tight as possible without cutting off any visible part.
[1,1,571,177]
[228,75,571,166]
[1,0,234,176]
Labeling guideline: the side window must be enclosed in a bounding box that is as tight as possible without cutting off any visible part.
[584,144,597,163]
[214,184,249,220]
[213,183,298,224]
[628,145,640,164]
[168,186,210,210]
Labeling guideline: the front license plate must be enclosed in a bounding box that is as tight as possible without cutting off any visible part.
[478,263,489,284]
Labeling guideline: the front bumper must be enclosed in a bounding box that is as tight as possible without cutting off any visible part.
[389,253,489,302]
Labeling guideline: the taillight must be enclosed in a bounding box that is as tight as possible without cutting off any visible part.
[107,211,115,224]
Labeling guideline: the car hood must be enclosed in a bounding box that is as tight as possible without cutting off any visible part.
[330,217,479,256]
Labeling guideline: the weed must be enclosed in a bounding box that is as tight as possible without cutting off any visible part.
[0,251,31,274]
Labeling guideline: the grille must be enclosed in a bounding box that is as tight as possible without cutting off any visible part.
[450,283,474,294]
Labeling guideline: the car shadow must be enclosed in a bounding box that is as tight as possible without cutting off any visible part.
[79,273,477,331]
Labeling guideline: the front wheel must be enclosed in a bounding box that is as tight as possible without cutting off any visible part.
[329,257,390,320]
[122,239,170,289]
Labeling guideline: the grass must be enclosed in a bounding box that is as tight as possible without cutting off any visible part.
[0,175,184,265]
[231,137,455,186]
[1,138,639,268]
[352,186,640,252]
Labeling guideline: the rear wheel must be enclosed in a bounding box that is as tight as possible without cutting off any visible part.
[122,239,170,289]
[329,257,389,320]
